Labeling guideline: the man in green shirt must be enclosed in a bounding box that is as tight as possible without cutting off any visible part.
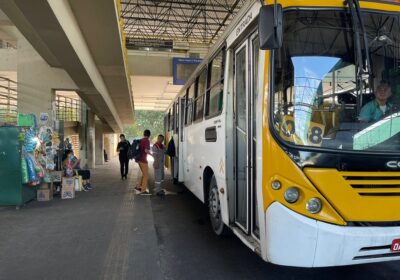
[359,82,393,123]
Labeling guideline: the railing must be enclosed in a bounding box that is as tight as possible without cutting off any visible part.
[0,40,15,49]
[0,77,18,125]
[55,95,81,122]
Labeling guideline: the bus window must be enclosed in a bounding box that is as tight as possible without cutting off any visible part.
[180,97,185,141]
[175,101,179,133]
[167,109,171,132]
[185,85,195,125]
[194,68,207,122]
[272,9,400,152]
[206,49,225,117]
[170,109,174,132]
[184,89,189,125]
[164,115,168,134]
[172,103,176,132]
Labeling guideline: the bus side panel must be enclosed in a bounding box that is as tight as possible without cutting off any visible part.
[181,118,227,208]
[182,122,205,201]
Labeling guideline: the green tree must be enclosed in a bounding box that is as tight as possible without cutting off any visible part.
[123,110,164,141]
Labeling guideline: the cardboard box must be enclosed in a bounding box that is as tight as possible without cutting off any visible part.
[51,171,63,183]
[37,188,53,201]
[61,177,75,199]
[62,177,75,188]
[61,185,75,199]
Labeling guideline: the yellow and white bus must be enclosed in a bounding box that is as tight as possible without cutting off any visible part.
[165,0,400,267]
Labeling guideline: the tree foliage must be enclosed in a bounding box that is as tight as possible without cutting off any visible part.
[123,110,164,142]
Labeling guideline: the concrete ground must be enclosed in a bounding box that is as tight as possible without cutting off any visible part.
[0,158,400,280]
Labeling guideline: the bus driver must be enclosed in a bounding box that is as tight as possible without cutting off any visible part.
[359,82,394,123]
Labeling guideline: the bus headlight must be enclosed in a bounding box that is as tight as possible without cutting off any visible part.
[284,187,299,203]
[271,180,281,190]
[306,198,322,214]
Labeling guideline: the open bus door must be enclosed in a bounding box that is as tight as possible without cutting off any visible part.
[233,32,260,238]
[178,97,185,182]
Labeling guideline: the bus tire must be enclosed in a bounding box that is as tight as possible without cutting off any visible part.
[208,175,228,236]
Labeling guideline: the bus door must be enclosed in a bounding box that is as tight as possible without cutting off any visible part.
[233,33,259,236]
[178,97,185,182]
[172,101,179,181]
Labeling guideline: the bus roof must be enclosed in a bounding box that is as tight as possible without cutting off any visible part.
[166,0,260,111]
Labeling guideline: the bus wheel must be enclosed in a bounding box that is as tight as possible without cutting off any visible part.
[208,175,227,235]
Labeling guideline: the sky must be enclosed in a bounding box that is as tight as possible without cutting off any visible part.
[292,56,340,81]
[290,56,341,142]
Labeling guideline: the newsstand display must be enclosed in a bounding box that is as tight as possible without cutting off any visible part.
[0,113,62,207]
[0,111,90,208]
[0,126,36,207]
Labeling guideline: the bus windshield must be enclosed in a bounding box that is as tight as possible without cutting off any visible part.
[273,9,400,152]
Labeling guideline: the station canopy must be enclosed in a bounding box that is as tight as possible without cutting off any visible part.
[121,0,247,111]
[121,0,247,49]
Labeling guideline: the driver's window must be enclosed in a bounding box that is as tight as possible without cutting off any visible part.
[274,55,358,144]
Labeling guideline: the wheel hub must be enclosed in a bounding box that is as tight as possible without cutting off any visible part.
[209,188,220,220]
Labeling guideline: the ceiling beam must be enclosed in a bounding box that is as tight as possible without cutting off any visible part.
[121,0,245,46]
[209,0,240,43]
[121,0,234,10]
[121,2,230,14]
[122,16,226,27]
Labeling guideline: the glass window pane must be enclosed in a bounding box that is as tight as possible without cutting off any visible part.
[175,102,179,133]
[180,100,185,140]
[236,129,247,227]
[185,85,195,125]
[197,69,207,98]
[253,38,259,139]
[210,51,224,87]
[273,10,400,153]
[208,83,224,116]
[168,110,172,131]
[187,102,193,125]
[172,104,176,131]
[188,84,195,99]
[236,48,247,132]
[194,95,204,121]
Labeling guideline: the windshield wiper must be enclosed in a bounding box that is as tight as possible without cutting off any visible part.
[347,0,372,114]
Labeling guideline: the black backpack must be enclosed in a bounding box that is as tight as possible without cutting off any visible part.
[166,137,176,157]
[128,139,142,161]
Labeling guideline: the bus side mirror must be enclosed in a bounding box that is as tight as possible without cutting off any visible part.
[258,4,283,50]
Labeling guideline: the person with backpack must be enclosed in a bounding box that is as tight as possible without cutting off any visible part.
[135,129,152,195]
[152,134,166,196]
[117,134,130,180]
[129,138,142,162]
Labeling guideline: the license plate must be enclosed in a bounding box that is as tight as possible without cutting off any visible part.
[391,239,400,252]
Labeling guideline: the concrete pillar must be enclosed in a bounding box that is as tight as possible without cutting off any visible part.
[103,133,118,159]
[86,110,96,169]
[78,103,88,168]
[111,134,118,158]
[17,36,77,124]
[95,120,104,165]
[104,134,111,161]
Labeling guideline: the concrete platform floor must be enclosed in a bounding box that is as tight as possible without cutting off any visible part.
[0,158,400,280]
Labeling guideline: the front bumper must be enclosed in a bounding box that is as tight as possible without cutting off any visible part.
[265,202,400,267]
